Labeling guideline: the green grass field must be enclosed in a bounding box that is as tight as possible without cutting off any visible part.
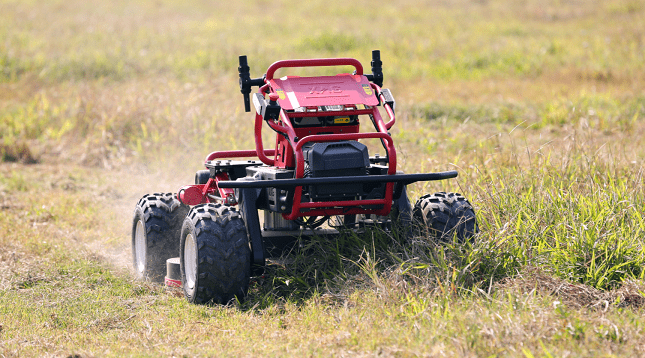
[1,0,645,356]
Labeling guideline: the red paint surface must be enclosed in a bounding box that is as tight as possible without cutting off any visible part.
[270,74,378,110]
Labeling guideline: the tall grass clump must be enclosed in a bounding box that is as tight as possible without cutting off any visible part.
[470,139,645,291]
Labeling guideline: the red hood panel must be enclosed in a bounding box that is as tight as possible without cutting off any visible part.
[270,74,379,110]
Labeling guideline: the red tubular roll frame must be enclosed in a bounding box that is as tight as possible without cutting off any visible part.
[205,149,275,163]
[266,58,363,80]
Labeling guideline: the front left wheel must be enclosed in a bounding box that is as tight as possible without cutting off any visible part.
[180,203,251,304]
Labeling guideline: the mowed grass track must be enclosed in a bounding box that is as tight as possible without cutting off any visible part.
[1,0,645,356]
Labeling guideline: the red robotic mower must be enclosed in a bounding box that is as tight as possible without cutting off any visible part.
[132,51,477,303]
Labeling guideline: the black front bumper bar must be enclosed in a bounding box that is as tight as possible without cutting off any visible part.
[217,171,458,189]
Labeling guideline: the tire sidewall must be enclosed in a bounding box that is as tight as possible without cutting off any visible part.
[180,216,199,303]
[131,205,148,279]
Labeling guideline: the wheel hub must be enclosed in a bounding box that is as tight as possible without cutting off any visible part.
[134,219,146,276]
[184,233,197,289]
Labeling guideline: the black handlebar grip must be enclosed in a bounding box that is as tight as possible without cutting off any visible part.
[371,50,383,87]
[372,50,381,63]
[238,55,249,72]
[239,55,252,112]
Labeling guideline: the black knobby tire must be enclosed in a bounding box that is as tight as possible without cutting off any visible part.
[132,193,189,282]
[180,203,251,304]
[413,192,477,242]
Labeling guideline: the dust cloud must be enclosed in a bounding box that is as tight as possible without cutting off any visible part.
[87,155,201,274]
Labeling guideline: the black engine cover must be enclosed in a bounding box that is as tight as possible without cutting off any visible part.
[303,141,370,200]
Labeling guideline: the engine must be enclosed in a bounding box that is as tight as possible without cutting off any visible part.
[302,141,370,201]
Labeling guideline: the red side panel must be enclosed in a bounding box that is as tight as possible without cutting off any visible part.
[270,74,379,110]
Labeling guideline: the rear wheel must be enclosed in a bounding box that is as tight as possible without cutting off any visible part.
[413,192,477,242]
[180,203,251,304]
[132,193,189,282]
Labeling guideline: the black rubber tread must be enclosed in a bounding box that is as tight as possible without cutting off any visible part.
[132,192,189,282]
[412,192,477,242]
[180,203,251,305]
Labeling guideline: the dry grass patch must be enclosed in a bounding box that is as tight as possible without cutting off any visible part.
[0,141,37,164]
[497,268,645,310]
